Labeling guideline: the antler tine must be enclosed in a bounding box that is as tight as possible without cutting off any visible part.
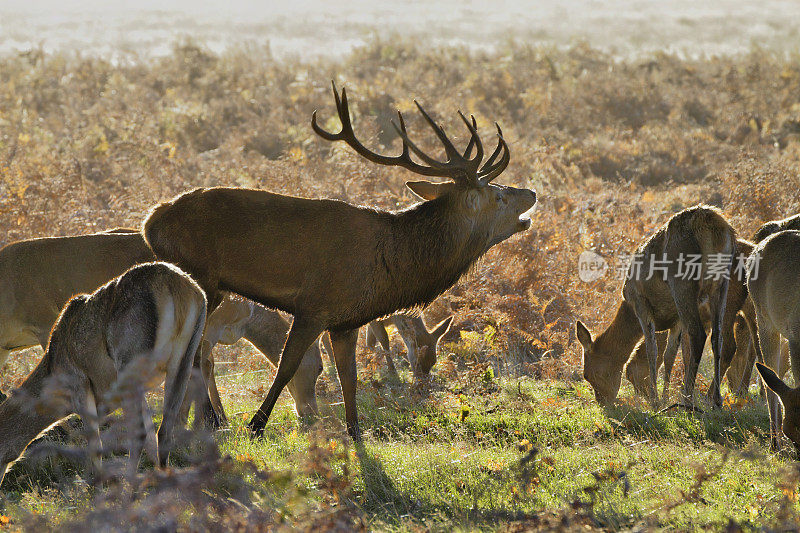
[478,123,510,184]
[313,82,495,184]
[413,101,472,169]
[390,119,448,168]
[460,114,478,159]
[311,81,347,140]
[457,111,483,174]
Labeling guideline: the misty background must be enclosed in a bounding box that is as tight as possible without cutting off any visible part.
[1,0,799,60]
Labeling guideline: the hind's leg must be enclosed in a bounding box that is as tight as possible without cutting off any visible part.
[662,328,681,402]
[755,311,783,450]
[158,319,202,468]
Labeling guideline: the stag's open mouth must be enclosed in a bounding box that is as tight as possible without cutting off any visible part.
[517,204,537,231]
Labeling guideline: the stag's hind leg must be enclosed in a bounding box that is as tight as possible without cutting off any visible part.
[329,328,360,441]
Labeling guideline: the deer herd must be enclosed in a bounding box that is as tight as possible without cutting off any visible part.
[0,82,797,489]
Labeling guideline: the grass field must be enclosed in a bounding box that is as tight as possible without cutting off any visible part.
[1,37,800,530]
[0,351,796,531]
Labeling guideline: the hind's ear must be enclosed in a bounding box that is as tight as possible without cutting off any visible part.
[431,316,453,340]
[756,362,793,402]
[576,321,593,351]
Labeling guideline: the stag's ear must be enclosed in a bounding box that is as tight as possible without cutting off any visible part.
[576,321,593,351]
[406,180,457,201]
[756,363,793,402]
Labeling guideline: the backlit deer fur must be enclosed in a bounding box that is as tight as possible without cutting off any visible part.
[0,229,153,372]
[143,84,536,439]
[0,262,205,487]
[576,206,738,408]
[0,229,318,420]
[201,296,323,419]
[753,213,800,243]
[748,230,800,450]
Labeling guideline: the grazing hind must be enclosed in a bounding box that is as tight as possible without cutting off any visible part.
[0,262,206,487]
[577,205,737,408]
[748,230,800,450]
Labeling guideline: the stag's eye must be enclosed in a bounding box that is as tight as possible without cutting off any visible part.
[496,192,508,205]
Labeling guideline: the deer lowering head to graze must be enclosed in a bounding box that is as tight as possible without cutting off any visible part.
[319,313,452,382]
[143,83,537,440]
[748,230,800,451]
[577,207,739,408]
[0,262,205,487]
[366,314,453,377]
[201,295,323,419]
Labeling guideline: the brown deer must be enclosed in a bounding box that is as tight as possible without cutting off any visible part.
[0,229,320,420]
[624,300,782,401]
[753,213,800,243]
[623,328,681,400]
[0,262,205,487]
[320,314,453,380]
[367,315,453,377]
[0,229,153,374]
[748,230,800,450]
[725,313,789,397]
[576,206,738,408]
[201,296,323,419]
[142,83,537,439]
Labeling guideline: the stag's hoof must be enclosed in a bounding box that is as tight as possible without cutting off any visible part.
[246,415,267,439]
[347,422,362,443]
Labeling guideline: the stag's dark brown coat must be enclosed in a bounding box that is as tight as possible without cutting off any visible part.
[143,84,537,438]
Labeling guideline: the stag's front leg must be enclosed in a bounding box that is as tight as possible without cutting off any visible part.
[329,328,361,441]
[247,316,325,437]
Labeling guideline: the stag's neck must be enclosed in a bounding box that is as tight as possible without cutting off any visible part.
[595,300,644,368]
[378,197,489,314]
[0,355,64,465]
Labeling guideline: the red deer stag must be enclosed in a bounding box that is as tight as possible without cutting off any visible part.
[143,83,537,439]
[576,206,737,408]
[0,262,205,487]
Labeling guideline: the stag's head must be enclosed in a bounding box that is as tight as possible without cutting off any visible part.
[756,363,800,454]
[312,83,536,249]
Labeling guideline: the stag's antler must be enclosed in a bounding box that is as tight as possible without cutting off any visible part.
[312,81,509,186]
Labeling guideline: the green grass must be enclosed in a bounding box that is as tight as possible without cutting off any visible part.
[0,364,796,531]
